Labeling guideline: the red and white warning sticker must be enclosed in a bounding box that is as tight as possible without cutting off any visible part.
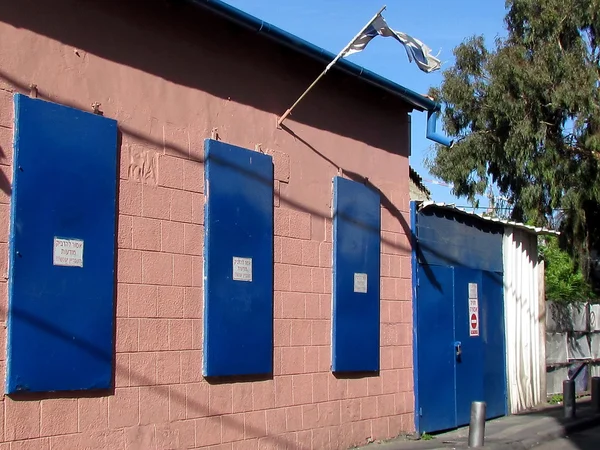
[468,282,479,337]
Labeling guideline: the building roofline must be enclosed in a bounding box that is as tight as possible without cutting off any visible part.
[409,166,431,198]
[188,0,440,112]
[417,201,560,236]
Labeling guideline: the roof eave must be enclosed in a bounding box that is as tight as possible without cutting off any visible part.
[417,201,560,236]
[188,0,438,112]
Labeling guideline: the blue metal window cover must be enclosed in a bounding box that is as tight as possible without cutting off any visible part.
[7,94,118,394]
[203,138,274,377]
[332,176,381,373]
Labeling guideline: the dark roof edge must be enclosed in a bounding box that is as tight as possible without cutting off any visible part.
[409,166,431,197]
[188,0,440,112]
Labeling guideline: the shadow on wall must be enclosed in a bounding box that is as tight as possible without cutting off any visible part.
[0,85,416,450]
[413,212,545,327]
[0,121,299,444]
[414,208,505,292]
[0,93,413,444]
[0,0,410,155]
[0,1,416,446]
[0,69,413,260]
[0,145,10,198]
[0,0,416,252]
[0,112,11,197]
[413,208,545,326]
[4,308,299,449]
[0,121,405,445]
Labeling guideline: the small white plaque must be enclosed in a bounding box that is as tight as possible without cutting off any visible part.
[53,237,84,268]
[354,273,368,293]
[233,257,252,282]
[468,283,478,299]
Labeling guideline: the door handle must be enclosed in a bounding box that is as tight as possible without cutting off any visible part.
[455,341,462,358]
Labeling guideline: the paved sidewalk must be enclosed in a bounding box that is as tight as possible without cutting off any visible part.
[529,425,600,449]
[357,398,600,449]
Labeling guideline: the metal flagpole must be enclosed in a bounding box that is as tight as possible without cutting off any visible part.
[277,5,386,128]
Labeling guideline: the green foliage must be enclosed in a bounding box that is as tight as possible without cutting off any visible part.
[420,433,435,441]
[540,237,595,301]
[427,0,600,274]
[548,393,563,405]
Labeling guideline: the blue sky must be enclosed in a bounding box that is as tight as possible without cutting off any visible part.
[224,0,508,208]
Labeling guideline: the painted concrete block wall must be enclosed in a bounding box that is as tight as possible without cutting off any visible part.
[0,1,414,449]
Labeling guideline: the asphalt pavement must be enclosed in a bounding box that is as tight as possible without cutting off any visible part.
[357,398,600,450]
[530,425,600,449]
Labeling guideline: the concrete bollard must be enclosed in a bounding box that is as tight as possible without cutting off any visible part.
[563,379,576,419]
[467,401,486,448]
[592,377,600,412]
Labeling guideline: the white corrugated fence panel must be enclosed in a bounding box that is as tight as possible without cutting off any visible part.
[567,334,591,360]
[546,301,573,332]
[546,301,559,332]
[546,366,569,395]
[546,333,568,364]
[590,305,600,331]
[590,333,600,359]
[503,226,542,413]
[570,304,589,332]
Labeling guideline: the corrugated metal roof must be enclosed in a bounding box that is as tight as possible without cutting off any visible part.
[417,201,560,236]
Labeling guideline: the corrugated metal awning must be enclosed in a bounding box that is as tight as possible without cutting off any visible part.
[417,201,560,236]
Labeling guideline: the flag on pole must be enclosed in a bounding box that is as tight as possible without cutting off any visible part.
[344,15,441,73]
[277,6,441,126]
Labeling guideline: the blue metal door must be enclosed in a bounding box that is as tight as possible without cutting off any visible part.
[481,271,507,419]
[415,265,457,432]
[453,268,484,426]
[414,265,507,433]
[412,203,508,434]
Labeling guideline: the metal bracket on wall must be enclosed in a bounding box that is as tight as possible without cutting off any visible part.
[91,102,103,115]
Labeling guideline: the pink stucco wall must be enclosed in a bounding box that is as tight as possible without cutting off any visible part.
[0,1,414,448]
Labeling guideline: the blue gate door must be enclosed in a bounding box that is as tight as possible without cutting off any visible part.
[481,271,507,419]
[415,265,507,433]
[415,264,457,432]
[453,268,484,426]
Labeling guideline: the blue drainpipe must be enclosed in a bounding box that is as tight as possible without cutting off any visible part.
[426,109,453,147]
